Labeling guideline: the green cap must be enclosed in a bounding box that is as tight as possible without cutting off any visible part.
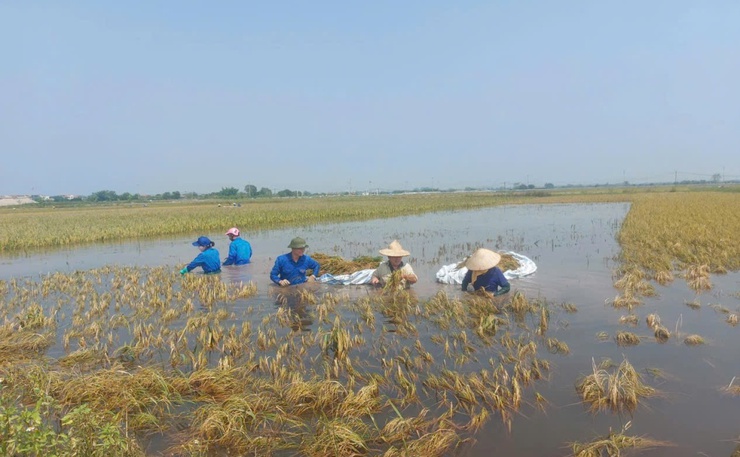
[288,237,308,249]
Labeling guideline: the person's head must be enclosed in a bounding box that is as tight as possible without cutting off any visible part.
[288,237,308,257]
[225,227,240,241]
[463,248,501,272]
[388,256,404,268]
[379,240,410,266]
[192,236,215,251]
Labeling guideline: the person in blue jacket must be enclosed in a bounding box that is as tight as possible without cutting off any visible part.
[180,236,221,274]
[270,237,320,286]
[461,248,510,296]
[223,227,252,265]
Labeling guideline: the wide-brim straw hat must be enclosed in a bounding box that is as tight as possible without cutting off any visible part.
[379,240,410,257]
[463,248,501,271]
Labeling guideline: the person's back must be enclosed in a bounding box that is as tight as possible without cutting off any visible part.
[182,236,222,274]
[224,227,252,266]
[190,247,221,273]
[225,237,252,265]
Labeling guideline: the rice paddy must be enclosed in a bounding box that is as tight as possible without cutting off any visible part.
[2,188,740,455]
[0,265,574,455]
[0,192,620,253]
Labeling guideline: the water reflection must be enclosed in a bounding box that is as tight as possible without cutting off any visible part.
[376,288,419,334]
[270,284,319,332]
[219,264,255,284]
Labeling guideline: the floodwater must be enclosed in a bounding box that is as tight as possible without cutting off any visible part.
[1,202,739,456]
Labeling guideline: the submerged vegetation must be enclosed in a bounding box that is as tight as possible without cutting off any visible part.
[569,422,671,457]
[575,358,658,414]
[0,266,573,455]
[1,186,739,455]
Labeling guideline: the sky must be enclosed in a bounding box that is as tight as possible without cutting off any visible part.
[1,1,739,195]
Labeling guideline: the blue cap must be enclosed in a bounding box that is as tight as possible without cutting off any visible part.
[192,236,213,247]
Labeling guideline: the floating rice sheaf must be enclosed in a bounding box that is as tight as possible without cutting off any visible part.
[653,326,670,343]
[569,423,672,457]
[721,377,740,397]
[575,358,658,414]
[615,331,641,347]
[618,315,638,326]
[645,313,660,329]
[684,334,705,346]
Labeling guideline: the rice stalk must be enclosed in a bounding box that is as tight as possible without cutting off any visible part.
[575,358,657,414]
[570,422,671,457]
[683,334,705,346]
[615,331,641,347]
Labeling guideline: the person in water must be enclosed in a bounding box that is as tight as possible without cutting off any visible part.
[460,248,510,296]
[270,237,320,286]
[223,227,252,265]
[371,240,418,288]
[180,236,221,274]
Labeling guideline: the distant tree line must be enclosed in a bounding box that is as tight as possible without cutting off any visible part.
[40,184,313,203]
[34,174,736,205]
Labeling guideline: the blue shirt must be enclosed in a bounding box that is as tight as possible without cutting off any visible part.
[187,248,221,274]
[462,267,510,294]
[270,253,320,285]
[223,238,252,265]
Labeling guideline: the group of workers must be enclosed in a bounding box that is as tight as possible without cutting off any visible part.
[181,229,510,296]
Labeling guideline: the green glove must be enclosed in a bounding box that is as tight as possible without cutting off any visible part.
[180,268,188,275]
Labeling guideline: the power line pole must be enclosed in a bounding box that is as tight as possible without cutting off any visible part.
[674,170,677,185]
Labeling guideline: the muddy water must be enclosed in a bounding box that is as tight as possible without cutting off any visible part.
[2,202,739,456]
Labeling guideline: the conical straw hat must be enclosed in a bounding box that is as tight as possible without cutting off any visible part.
[464,248,501,271]
[379,240,410,257]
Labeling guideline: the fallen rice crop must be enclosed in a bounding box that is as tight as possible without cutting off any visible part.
[721,377,740,397]
[683,334,705,346]
[0,265,568,456]
[569,422,671,457]
[615,331,641,347]
[575,358,658,414]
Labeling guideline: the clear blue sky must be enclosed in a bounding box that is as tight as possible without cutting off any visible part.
[1,1,738,195]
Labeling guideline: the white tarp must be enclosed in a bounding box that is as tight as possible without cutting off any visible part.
[318,269,376,285]
[435,251,537,285]
[317,251,536,286]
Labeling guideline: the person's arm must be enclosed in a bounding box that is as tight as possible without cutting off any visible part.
[270,257,283,284]
[461,270,472,291]
[493,268,510,296]
[223,243,236,266]
[402,264,418,284]
[187,253,206,272]
[494,284,510,296]
[370,266,381,285]
[371,262,387,285]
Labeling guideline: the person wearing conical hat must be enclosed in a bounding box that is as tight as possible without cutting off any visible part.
[461,248,510,296]
[371,240,418,287]
[270,237,321,286]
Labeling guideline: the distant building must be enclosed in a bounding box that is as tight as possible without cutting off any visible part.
[0,196,37,206]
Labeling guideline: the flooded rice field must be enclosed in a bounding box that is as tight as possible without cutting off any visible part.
[1,203,739,456]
